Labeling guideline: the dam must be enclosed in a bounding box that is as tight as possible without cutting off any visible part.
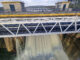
[0,0,80,60]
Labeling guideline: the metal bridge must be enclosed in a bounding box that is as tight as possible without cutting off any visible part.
[0,13,80,38]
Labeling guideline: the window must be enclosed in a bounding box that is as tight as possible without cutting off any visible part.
[9,4,15,12]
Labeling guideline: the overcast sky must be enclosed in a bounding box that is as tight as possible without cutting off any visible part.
[0,0,67,6]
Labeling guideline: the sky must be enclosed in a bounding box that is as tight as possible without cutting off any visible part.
[0,0,67,6]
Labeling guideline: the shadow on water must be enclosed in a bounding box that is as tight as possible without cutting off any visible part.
[0,48,16,60]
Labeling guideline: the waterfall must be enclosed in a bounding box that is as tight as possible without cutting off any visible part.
[15,34,69,60]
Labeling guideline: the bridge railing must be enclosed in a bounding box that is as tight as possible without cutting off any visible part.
[0,16,78,24]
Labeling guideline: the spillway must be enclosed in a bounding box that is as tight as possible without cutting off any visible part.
[15,34,69,60]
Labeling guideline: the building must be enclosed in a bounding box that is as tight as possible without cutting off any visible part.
[68,0,80,11]
[1,1,56,13]
[68,0,74,1]
[0,7,4,12]
[56,1,71,11]
[1,1,25,12]
[26,6,56,13]
[68,0,78,4]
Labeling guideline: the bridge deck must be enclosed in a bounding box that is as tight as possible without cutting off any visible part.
[0,12,80,38]
[0,16,80,38]
[0,13,80,18]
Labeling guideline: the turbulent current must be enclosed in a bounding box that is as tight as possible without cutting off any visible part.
[15,34,69,60]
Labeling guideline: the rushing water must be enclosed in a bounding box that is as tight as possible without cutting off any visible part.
[15,34,69,60]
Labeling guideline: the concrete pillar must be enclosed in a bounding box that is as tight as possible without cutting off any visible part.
[4,37,14,52]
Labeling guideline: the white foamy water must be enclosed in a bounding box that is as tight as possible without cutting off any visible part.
[15,34,69,60]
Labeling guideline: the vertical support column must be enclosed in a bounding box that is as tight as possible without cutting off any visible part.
[75,16,77,32]
[4,37,14,52]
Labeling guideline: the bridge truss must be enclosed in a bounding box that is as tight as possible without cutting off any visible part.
[0,16,80,38]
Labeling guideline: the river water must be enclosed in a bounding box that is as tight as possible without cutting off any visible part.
[15,34,69,60]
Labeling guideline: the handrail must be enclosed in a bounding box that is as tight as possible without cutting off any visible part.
[0,13,80,18]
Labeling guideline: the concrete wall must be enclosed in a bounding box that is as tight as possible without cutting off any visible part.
[2,2,24,12]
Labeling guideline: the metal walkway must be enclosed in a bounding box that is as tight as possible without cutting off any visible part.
[0,16,80,38]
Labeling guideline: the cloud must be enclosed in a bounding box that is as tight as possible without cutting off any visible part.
[22,0,67,6]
